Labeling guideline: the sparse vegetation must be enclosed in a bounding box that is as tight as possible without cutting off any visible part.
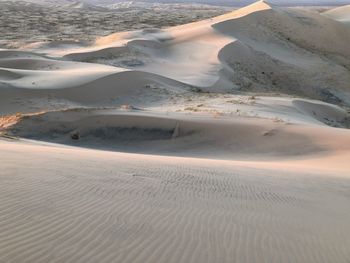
[120,104,136,111]
[70,130,80,140]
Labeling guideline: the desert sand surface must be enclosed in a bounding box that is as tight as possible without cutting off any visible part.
[323,4,350,24]
[1,139,350,263]
[1,0,350,262]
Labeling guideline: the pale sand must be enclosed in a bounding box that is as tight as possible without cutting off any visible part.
[323,4,350,25]
[0,0,350,262]
[0,139,350,263]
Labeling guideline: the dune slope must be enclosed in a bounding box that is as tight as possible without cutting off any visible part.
[323,4,350,25]
[0,139,350,263]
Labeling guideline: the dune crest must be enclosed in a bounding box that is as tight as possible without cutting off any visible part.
[18,0,349,105]
[323,4,350,25]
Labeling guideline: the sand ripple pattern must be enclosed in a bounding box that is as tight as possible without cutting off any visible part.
[0,143,350,263]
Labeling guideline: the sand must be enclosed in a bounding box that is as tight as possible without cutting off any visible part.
[0,139,350,263]
[323,4,350,25]
[0,0,350,262]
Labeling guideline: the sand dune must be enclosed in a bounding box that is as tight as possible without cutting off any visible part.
[323,4,350,25]
[3,1,349,102]
[0,0,349,164]
[1,1,350,262]
[214,3,350,102]
[33,0,349,105]
[3,105,350,160]
[65,1,109,11]
[0,51,122,90]
[0,68,192,115]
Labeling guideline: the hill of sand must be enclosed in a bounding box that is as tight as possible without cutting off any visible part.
[51,0,350,105]
[323,4,350,25]
[0,1,350,262]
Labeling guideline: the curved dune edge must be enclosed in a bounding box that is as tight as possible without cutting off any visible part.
[0,69,190,115]
[292,99,349,126]
[1,108,349,161]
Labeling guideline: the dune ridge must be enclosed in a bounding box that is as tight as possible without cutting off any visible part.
[43,0,350,104]
[2,107,350,160]
[323,4,350,25]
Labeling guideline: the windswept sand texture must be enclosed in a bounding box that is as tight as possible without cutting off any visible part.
[1,0,350,262]
[1,140,350,263]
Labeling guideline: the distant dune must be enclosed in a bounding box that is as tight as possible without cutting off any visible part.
[65,1,109,11]
[323,4,350,24]
[8,0,350,105]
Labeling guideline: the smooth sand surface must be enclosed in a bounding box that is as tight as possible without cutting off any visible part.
[323,4,350,25]
[1,0,350,262]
